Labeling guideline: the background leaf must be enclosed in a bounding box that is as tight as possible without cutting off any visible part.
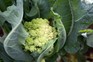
[23,0,56,20]
[0,0,13,11]
[31,0,56,19]
[0,16,6,26]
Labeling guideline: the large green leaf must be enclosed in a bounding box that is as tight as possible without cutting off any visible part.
[70,0,87,21]
[0,43,13,62]
[64,0,93,53]
[64,16,93,53]
[53,0,73,35]
[37,38,57,62]
[51,8,66,52]
[0,0,33,61]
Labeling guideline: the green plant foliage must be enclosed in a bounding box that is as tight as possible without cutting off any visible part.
[0,0,93,62]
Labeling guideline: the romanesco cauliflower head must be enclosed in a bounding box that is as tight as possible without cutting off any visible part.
[24,18,57,53]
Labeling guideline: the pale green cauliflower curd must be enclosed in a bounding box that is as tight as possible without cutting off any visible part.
[24,18,57,54]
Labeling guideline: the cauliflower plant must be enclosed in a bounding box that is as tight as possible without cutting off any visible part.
[24,18,57,54]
